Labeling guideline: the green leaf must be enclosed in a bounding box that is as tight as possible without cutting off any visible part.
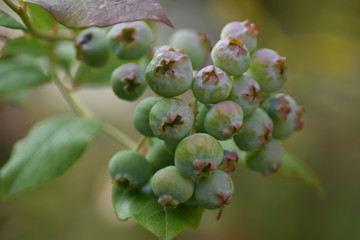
[278,151,324,196]
[22,0,173,28]
[28,3,54,30]
[74,55,127,86]
[2,37,50,57]
[0,116,102,198]
[1,88,29,104]
[0,56,51,96]
[0,10,25,30]
[113,187,204,240]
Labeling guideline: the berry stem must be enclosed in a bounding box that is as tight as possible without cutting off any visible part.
[135,135,147,152]
[3,0,74,41]
[49,51,136,150]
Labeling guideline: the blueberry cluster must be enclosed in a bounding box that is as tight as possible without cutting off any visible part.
[75,20,304,211]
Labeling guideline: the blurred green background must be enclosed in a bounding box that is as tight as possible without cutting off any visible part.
[0,0,359,239]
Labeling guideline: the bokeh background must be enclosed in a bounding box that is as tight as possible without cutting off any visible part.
[0,0,359,239]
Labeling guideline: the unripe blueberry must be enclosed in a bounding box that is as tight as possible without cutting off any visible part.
[272,105,304,140]
[151,166,194,208]
[246,140,282,175]
[75,27,109,67]
[132,97,161,137]
[247,48,287,92]
[145,50,193,97]
[211,37,251,76]
[229,75,263,116]
[107,21,153,60]
[169,29,211,69]
[220,20,259,53]
[175,133,223,177]
[204,101,244,140]
[110,63,147,101]
[149,98,194,141]
[262,93,297,119]
[108,150,152,191]
[219,150,239,174]
[194,102,208,133]
[192,65,232,104]
[233,108,273,152]
[194,170,234,210]
[146,141,174,173]
[55,41,76,69]
[262,94,304,139]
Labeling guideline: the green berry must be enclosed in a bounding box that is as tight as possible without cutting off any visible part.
[169,29,211,69]
[192,65,232,104]
[194,170,234,210]
[108,150,152,191]
[229,75,263,116]
[54,41,76,69]
[107,21,153,60]
[220,20,259,53]
[149,98,194,141]
[132,97,161,137]
[151,166,194,208]
[175,133,223,177]
[246,140,283,175]
[110,63,147,101]
[233,108,273,152]
[146,141,174,173]
[262,94,304,140]
[247,48,287,92]
[75,27,109,67]
[204,101,244,140]
[211,37,251,76]
[219,150,239,174]
[145,50,193,97]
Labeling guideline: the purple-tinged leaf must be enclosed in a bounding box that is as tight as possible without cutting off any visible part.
[23,0,173,28]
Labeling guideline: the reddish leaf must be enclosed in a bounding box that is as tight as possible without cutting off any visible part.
[23,0,173,28]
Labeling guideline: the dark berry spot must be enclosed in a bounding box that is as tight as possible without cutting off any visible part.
[215,191,232,207]
[119,27,136,44]
[275,57,287,79]
[260,123,273,145]
[193,160,216,176]
[220,151,239,174]
[202,67,220,84]
[115,176,130,188]
[78,33,93,47]
[123,73,140,93]
[159,114,184,134]
[224,123,243,136]
[158,195,179,208]
[242,85,262,102]
[228,37,247,55]
[155,59,177,75]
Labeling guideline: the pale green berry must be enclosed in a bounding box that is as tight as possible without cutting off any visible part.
[151,166,194,208]
[211,37,250,76]
[221,20,259,53]
[229,75,263,116]
[175,133,223,178]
